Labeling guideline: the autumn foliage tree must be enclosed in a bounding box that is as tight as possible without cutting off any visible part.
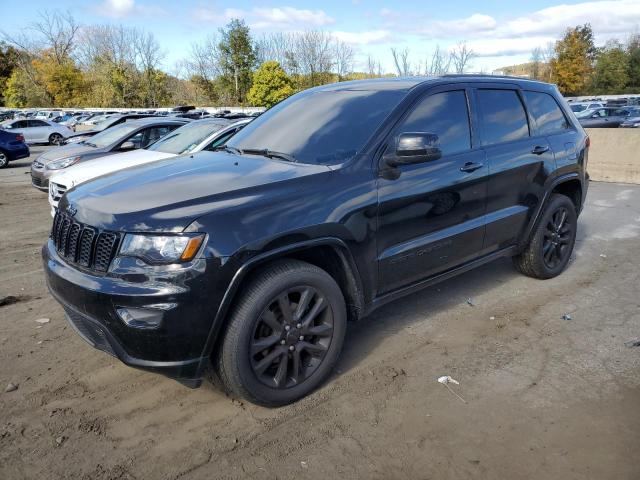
[247,61,294,108]
[550,24,596,95]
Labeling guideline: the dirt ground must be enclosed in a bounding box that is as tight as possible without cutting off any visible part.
[1,146,639,480]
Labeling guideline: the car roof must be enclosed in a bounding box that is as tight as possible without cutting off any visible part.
[309,75,557,94]
[121,117,191,126]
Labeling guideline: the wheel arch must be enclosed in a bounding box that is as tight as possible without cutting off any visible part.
[520,173,583,247]
[200,238,365,363]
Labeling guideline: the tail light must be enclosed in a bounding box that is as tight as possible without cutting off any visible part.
[585,136,590,148]
[16,134,25,142]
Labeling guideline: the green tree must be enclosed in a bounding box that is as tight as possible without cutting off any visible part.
[551,24,596,95]
[247,61,294,108]
[628,35,640,91]
[0,43,19,105]
[218,19,256,104]
[4,68,47,107]
[590,41,629,94]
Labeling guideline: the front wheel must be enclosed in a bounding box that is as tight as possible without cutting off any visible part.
[215,259,347,407]
[513,193,577,279]
[49,133,63,145]
[0,152,8,168]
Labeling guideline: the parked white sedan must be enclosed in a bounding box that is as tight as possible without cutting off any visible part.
[0,119,71,145]
[48,117,251,215]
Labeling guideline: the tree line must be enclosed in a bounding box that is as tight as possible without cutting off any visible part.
[1,12,638,110]
[526,25,640,96]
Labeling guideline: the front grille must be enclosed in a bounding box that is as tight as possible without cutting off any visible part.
[51,212,121,273]
[49,182,67,203]
[64,308,115,356]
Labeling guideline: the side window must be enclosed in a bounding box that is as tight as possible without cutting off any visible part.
[12,120,27,128]
[612,108,629,117]
[28,120,47,127]
[141,126,173,148]
[393,90,471,156]
[476,89,529,146]
[523,91,569,135]
[204,130,237,151]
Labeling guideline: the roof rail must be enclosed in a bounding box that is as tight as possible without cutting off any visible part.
[442,73,538,81]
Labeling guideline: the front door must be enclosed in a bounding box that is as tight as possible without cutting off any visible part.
[376,88,488,294]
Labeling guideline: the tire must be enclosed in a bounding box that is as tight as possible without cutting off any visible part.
[513,193,577,279]
[215,259,347,407]
[0,151,8,168]
[48,133,63,146]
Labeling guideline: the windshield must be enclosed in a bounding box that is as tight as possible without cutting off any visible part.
[148,121,229,154]
[226,88,407,165]
[94,116,119,131]
[570,104,586,112]
[85,122,141,148]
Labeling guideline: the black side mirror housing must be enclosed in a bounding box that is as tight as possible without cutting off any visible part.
[386,132,442,167]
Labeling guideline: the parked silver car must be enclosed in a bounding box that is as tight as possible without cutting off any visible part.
[0,119,72,145]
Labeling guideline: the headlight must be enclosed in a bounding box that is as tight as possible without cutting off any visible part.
[634,123,640,127]
[119,233,205,263]
[46,156,81,170]
[65,136,86,144]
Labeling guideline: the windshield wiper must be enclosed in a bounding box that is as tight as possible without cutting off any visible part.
[241,148,297,163]
[213,145,242,155]
[85,142,97,148]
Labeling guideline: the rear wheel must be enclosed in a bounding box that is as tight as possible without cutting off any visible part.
[0,151,8,168]
[48,133,63,145]
[215,259,346,407]
[513,193,577,279]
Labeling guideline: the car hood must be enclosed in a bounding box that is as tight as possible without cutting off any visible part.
[60,151,331,232]
[50,149,177,188]
[38,143,100,163]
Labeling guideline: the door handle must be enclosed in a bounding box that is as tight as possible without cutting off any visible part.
[460,162,484,173]
[531,145,550,155]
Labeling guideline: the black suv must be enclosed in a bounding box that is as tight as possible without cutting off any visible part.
[44,76,588,406]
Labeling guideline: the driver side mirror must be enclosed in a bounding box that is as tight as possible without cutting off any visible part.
[120,140,137,151]
[385,132,442,167]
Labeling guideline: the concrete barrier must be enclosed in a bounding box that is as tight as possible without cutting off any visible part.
[585,128,640,184]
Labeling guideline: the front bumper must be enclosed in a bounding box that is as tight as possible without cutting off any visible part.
[30,164,50,191]
[43,239,225,387]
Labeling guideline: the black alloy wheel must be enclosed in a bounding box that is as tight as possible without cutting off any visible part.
[250,286,334,389]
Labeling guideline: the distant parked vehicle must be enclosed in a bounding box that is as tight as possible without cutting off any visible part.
[577,107,636,128]
[35,110,64,121]
[31,117,189,190]
[0,119,71,145]
[569,102,605,113]
[64,114,158,144]
[0,129,30,168]
[48,118,250,212]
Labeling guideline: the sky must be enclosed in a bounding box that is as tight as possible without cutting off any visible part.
[2,0,640,75]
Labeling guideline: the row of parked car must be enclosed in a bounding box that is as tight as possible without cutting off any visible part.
[567,101,640,128]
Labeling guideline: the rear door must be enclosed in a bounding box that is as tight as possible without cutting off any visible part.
[475,86,555,251]
[376,86,488,293]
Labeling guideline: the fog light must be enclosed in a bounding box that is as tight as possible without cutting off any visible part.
[116,307,164,330]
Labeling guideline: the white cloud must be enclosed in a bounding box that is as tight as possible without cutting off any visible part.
[412,1,640,57]
[464,37,557,57]
[193,6,334,29]
[332,30,392,45]
[97,0,165,18]
[428,14,498,37]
